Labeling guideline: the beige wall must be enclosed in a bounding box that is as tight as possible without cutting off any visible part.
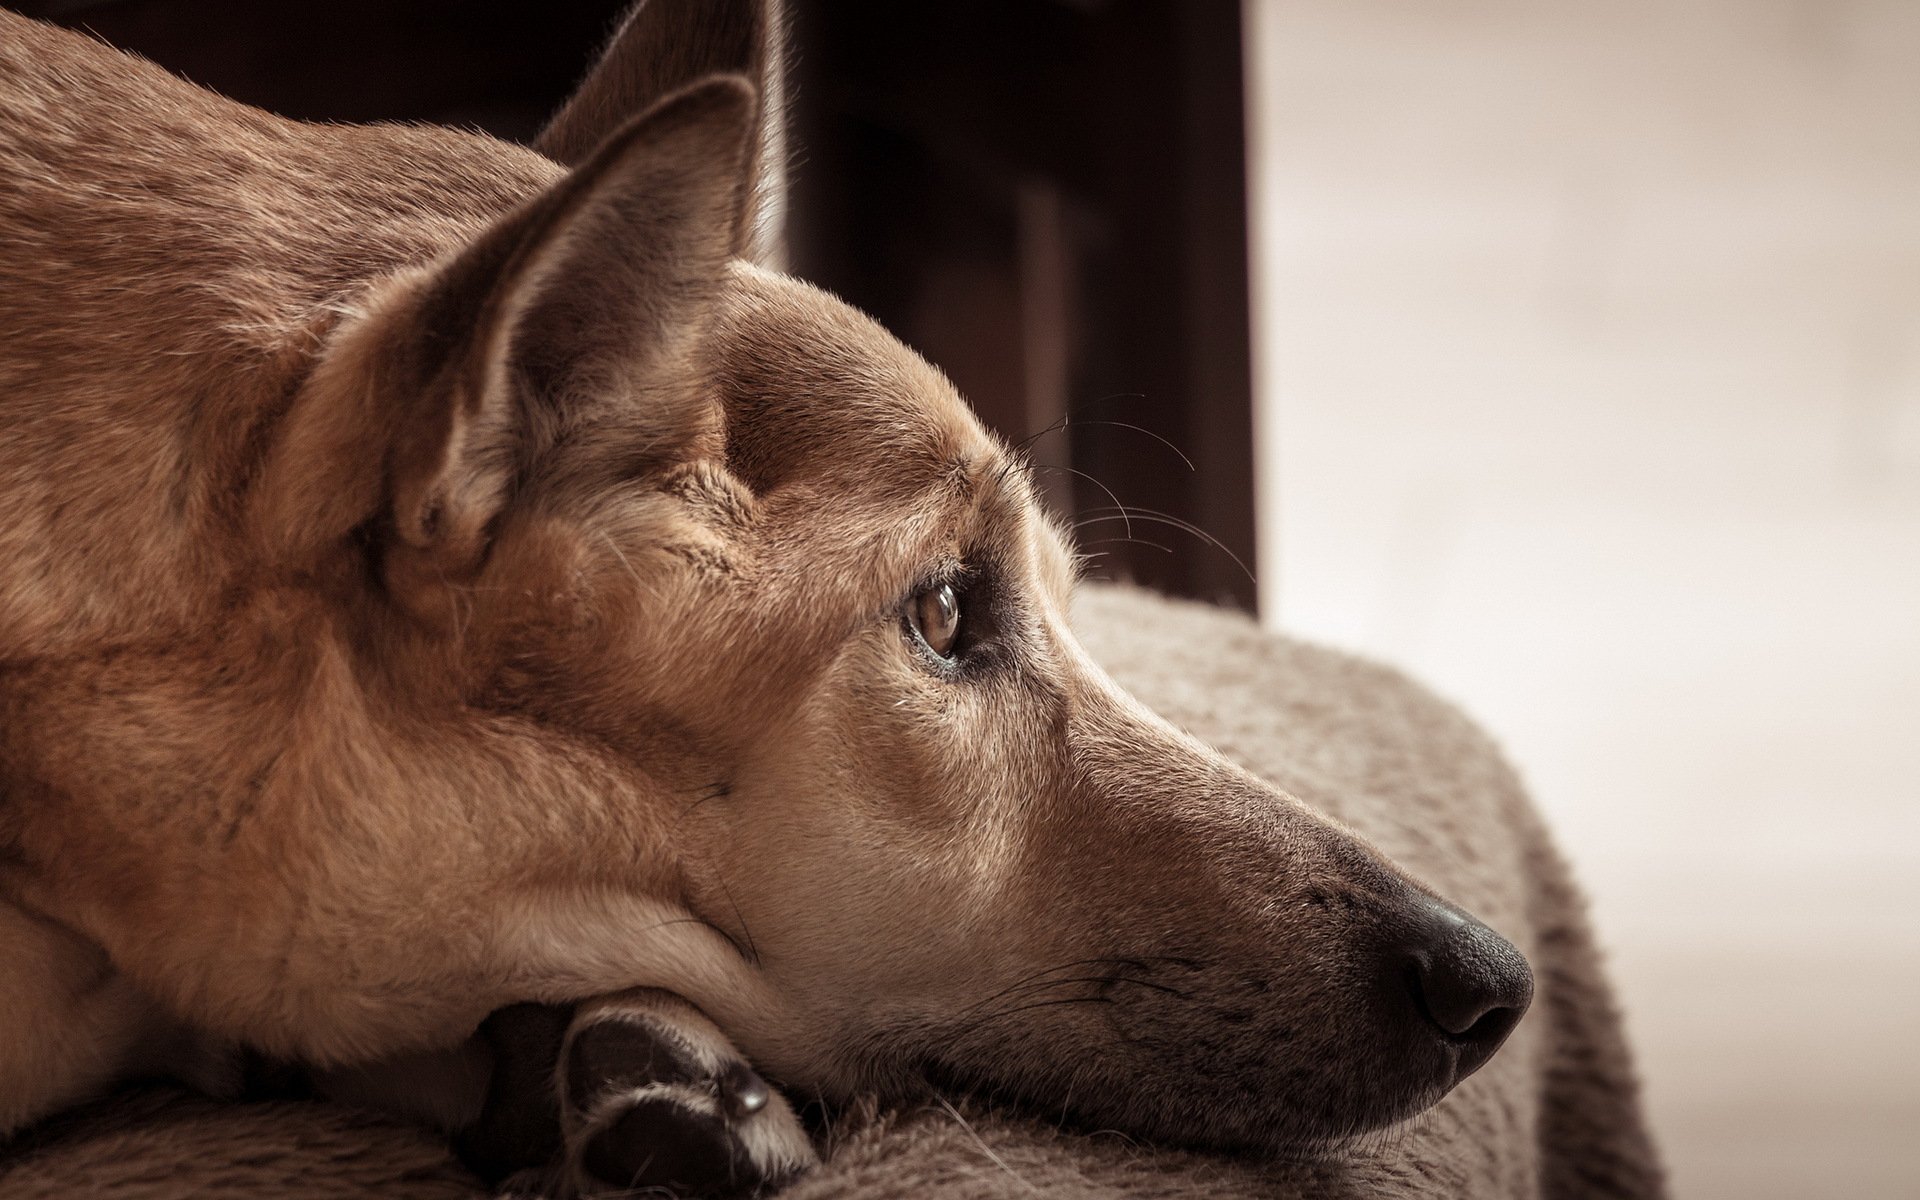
[1245,2,1920,1196]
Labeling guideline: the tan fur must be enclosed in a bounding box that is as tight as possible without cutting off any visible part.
[0,2,1580,1178]
[0,588,1664,1199]
[0,905,163,1132]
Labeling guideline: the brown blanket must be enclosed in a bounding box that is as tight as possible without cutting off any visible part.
[0,585,1663,1198]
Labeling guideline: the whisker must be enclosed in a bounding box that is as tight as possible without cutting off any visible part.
[1012,414,1072,457]
[599,530,646,592]
[934,1096,1037,1192]
[954,957,1161,1018]
[1040,975,1192,1000]
[1010,392,1149,456]
[1041,418,1197,472]
[715,875,760,965]
[1076,534,1174,557]
[1072,509,1257,589]
[945,995,1115,1046]
[1057,1060,1086,1134]
[984,974,1192,1008]
[675,780,733,825]
[1031,463,1129,539]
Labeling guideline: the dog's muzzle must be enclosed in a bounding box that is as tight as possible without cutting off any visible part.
[1387,896,1535,1084]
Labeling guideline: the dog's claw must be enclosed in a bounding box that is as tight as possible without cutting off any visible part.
[720,1061,771,1117]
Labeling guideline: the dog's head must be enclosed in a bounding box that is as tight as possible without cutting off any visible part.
[252,55,1530,1148]
[4,3,1531,1156]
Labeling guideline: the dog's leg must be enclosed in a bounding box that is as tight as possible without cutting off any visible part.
[458,991,816,1198]
[451,1002,572,1188]
[0,901,246,1134]
[0,901,146,1133]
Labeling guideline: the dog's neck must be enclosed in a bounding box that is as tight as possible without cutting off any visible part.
[0,19,738,1050]
[0,595,709,1059]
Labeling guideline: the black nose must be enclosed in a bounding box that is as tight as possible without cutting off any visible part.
[1399,900,1534,1079]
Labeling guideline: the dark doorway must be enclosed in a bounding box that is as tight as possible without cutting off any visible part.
[20,0,1256,610]
[784,1,1255,611]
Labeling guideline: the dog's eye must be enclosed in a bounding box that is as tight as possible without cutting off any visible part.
[908,582,962,659]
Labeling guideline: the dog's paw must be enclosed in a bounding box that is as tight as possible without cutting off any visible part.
[559,990,816,1198]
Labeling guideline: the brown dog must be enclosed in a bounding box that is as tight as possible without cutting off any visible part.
[0,3,1533,1195]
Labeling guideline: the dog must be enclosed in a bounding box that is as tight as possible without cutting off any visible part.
[0,2,1534,1195]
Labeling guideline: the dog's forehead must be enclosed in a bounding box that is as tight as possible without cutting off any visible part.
[711,266,998,494]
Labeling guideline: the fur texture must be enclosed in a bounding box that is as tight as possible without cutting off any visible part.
[4,2,1538,1151]
[0,586,1662,1197]
[0,4,1657,1194]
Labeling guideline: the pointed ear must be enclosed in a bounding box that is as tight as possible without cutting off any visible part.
[255,78,754,616]
[537,0,781,263]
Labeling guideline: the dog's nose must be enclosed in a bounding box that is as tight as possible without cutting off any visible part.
[1397,899,1534,1079]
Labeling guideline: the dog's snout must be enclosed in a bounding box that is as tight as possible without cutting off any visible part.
[1395,899,1534,1080]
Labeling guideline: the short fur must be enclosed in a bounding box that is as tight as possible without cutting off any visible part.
[0,5,1658,1196]
[0,589,1663,1198]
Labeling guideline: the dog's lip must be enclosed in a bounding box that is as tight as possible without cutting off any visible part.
[906,1051,1391,1159]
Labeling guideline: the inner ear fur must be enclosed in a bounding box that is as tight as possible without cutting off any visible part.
[255,77,755,620]
[537,0,780,261]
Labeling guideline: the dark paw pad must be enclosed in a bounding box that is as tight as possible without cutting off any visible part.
[566,1015,705,1112]
[583,1092,756,1195]
[564,1008,809,1198]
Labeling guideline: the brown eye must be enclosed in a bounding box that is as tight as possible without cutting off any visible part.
[909,582,962,659]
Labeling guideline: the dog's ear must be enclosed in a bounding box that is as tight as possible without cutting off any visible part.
[256,78,752,615]
[538,0,780,262]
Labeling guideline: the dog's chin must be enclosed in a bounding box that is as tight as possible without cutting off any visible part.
[902,1053,1451,1161]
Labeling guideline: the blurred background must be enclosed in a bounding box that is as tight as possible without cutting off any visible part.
[1246,4,1920,1197]
[19,1,1918,1195]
